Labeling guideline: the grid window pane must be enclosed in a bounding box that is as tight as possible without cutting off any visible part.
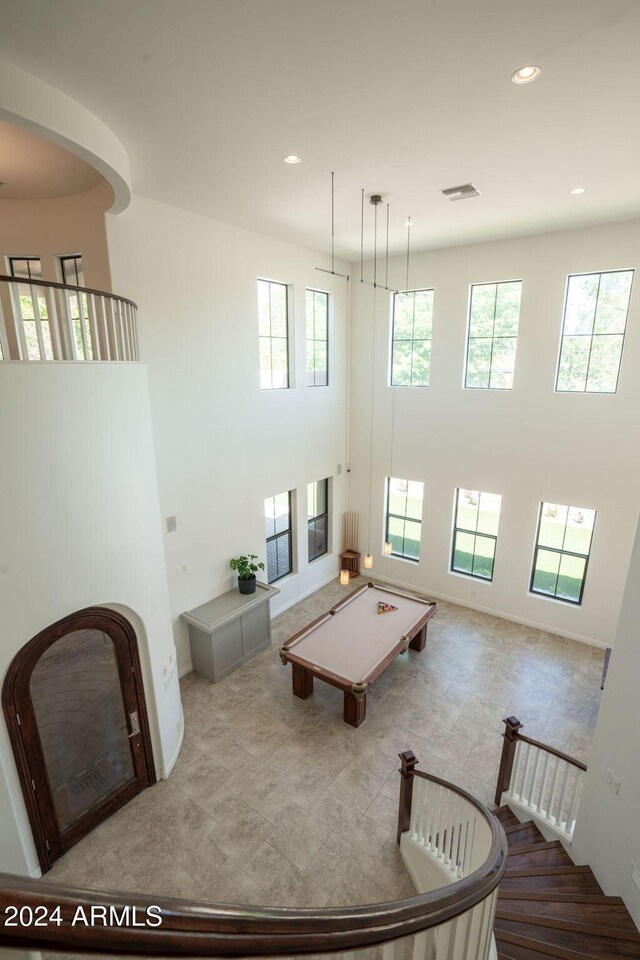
[391,290,433,387]
[10,258,52,360]
[306,289,329,387]
[556,270,632,393]
[385,477,424,561]
[61,255,85,288]
[556,336,590,391]
[258,280,289,390]
[451,488,501,581]
[307,479,329,561]
[265,491,293,582]
[465,280,522,390]
[453,531,475,575]
[530,501,595,604]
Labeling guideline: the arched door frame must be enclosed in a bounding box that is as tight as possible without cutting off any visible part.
[2,606,156,872]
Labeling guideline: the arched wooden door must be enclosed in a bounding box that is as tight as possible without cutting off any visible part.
[2,607,155,872]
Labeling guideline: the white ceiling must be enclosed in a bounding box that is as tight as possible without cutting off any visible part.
[0,118,104,199]
[0,0,639,258]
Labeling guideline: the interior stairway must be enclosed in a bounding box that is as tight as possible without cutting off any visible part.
[492,806,640,960]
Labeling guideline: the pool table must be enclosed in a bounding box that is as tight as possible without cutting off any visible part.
[279,581,437,727]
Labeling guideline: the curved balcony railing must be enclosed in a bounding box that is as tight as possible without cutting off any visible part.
[0,753,507,960]
[0,274,138,362]
[494,716,587,843]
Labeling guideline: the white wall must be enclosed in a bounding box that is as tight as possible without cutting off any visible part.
[572,518,640,926]
[0,363,180,876]
[106,196,349,676]
[347,219,640,646]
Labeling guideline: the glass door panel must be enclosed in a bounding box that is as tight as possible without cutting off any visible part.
[29,629,135,833]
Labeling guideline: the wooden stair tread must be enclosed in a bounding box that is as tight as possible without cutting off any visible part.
[505,865,594,878]
[500,873,604,894]
[495,805,521,826]
[496,899,637,929]
[495,920,640,957]
[496,930,619,960]
[504,821,548,843]
[498,891,626,906]
[496,910,640,942]
[507,841,573,868]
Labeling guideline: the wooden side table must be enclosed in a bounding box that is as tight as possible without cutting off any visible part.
[340,550,361,577]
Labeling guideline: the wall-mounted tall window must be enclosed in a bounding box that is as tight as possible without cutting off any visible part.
[9,257,53,361]
[59,254,93,360]
[556,270,633,393]
[258,279,289,390]
[265,491,293,583]
[385,477,424,561]
[530,502,596,605]
[306,290,329,386]
[60,255,85,288]
[451,489,502,581]
[465,280,522,389]
[390,289,433,386]
[307,478,329,561]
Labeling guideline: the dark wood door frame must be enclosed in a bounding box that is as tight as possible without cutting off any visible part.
[2,607,156,873]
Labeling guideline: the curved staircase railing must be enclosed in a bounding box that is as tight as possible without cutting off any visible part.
[0,754,507,959]
[494,716,587,843]
[0,274,138,362]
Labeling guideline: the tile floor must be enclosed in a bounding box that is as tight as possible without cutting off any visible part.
[47,578,605,909]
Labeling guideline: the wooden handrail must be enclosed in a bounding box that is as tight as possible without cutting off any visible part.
[515,733,587,772]
[0,273,138,310]
[0,762,507,956]
[494,716,587,805]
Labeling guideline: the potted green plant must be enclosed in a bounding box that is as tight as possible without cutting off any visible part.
[229,554,265,595]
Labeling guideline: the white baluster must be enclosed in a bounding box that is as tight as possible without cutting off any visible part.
[537,752,551,817]
[529,747,543,808]
[556,761,571,830]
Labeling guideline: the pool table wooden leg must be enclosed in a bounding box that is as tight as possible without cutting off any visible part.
[343,690,366,727]
[409,624,427,652]
[292,664,314,699]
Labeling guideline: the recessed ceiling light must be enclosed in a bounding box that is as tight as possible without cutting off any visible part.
[283,155,301,164]
[512,65,541,84]
[570,186,586,195]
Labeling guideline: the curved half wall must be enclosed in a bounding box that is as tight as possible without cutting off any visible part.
[0,57,131,214]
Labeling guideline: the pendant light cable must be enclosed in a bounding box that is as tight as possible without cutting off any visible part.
[331,171,335,275]
[360,189,364,283]
[367,283,377,557]
[406,216,412,291]
[385,204,390,289]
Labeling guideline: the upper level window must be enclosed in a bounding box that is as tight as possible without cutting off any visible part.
[307,478,329,561]
[9,257,53,361]
[556,270,633,393]
[59,254,93,360]
[258,279,289,390]
[385,477,424,561]
[465,280,522,389]
[265,491,293,582]
[530,502,596,605]
[451,489,502,581]
[391,289,433,386]
[60,255,85,288]
[306,290,329,386]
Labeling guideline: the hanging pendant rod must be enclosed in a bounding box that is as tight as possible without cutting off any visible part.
[314,267,397,293]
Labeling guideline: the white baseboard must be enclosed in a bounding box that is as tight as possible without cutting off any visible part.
[372,574,608,649]
[160,707,184,779]
[270,571,339,616]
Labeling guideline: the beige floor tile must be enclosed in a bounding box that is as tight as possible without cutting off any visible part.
[42,576,601,911]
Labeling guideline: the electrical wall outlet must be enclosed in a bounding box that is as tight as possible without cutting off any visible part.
[606,769,621,795]
[166,515,177,533]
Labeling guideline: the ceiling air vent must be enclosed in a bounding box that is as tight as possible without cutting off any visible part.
[440,183,481,201]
